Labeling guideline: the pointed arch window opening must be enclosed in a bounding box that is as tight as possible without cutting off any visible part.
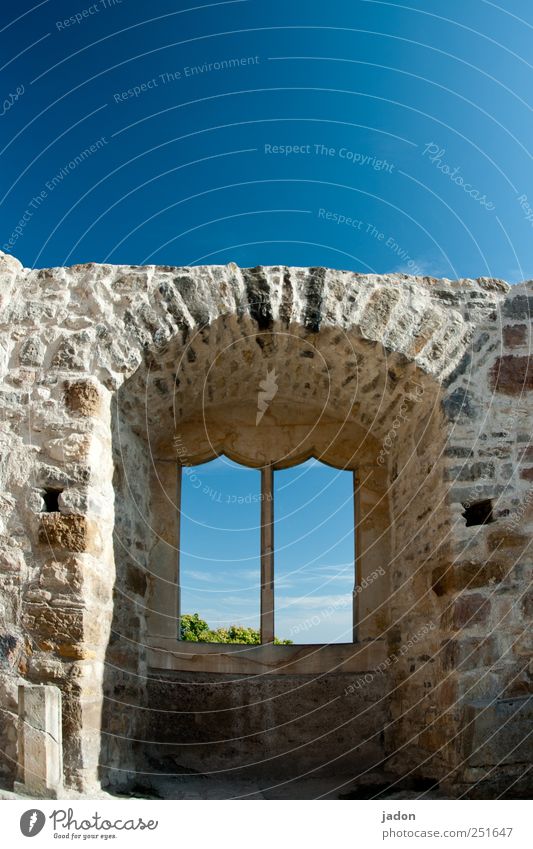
[176,456,360,646]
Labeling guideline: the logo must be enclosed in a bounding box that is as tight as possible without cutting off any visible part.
[20,809,46,837]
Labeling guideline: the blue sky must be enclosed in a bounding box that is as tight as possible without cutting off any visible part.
[180,458,262,634]
[3,1,532,641]
[2,0,533,281]
[180,457,354,643]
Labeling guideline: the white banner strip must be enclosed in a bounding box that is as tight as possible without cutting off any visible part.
[2,799,530,848]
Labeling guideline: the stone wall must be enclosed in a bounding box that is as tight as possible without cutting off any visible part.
[145,671,387,788]
[0,250,531,798]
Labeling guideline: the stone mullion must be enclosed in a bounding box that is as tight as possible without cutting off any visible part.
[260,465,274,644]
[353,471,360,643]
[175,463,182,640]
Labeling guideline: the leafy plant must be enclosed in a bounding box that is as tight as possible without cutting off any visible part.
[180,613,292,644]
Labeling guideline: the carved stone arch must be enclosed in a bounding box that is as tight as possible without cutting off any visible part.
[3,252,530,799]
[103,280,457,790]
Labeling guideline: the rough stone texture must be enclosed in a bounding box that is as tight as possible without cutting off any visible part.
[64,380,102,417]
[0,250,531,799]
[15,683,62,797]
[143,671,386,786]
[38,514,92,553]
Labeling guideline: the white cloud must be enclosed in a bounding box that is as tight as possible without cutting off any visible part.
[276,593,351,611]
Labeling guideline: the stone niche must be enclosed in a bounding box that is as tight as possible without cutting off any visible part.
[0,251,531,798]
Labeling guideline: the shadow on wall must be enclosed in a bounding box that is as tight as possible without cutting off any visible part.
[99,395,153,791]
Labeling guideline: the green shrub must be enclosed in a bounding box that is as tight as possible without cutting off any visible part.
[180,613,292,644]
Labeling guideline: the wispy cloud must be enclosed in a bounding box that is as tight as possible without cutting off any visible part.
[277,593,351,611]
[393,256,450,278]
[184,569,221,583]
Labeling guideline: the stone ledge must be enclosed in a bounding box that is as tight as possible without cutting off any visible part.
[147,637,386,675]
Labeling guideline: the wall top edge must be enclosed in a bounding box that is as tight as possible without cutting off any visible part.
[0,250,517,293]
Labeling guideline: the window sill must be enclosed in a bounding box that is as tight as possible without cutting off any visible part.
[147,637,386,675]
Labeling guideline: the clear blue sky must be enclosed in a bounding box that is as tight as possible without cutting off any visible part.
[2,0,533,281]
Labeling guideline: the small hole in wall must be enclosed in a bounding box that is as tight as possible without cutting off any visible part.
[462,499,494,527]
[42,489,62,513]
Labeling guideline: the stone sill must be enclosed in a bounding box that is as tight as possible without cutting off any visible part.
[147,637,386,675]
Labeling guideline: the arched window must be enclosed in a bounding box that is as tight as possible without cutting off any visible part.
[177,457,356,646]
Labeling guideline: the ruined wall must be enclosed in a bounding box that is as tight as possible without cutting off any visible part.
[384,285,533,795]
[0,250,531,798]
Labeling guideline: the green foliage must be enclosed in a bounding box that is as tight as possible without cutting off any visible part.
[180,613,292,644]
[180,612,210,642]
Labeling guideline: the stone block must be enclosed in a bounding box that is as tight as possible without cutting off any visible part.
[488,529,528,552]
[24,603,84,644]
[19,336,45,367]
[452,561,505,590]
[52,333,91,371]
[16,683,63,797]
[444,594,491,630]
[359,288,400,339]
[519,445,533,462]
[64,379,101,416]
[490,355,533,395]
[442,636,496,671]
[39,557,83,595]
[38,514,95,553]
[432,561,504,595]
[503,294,533,320]
[503,324,527,349]
[522,591,533,619]
[442,388,478,421]
[431,561,502,596]
[462,696,533,768]
[44,434,90,462]
[445,461,495,482]
[125,564,147,597]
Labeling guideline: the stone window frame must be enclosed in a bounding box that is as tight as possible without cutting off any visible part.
[145,455,389,675]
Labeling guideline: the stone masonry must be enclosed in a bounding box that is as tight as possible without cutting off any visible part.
[0,249,531,798]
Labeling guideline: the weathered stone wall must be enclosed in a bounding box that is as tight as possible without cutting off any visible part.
[0,250,531,797]
[382,284,533,795]
[145,671,387,786]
